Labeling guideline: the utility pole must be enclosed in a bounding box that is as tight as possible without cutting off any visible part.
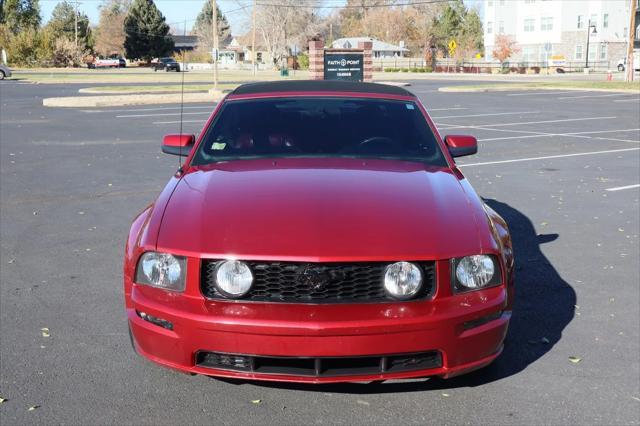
[212,0,218,89]
[252,0,257,76]
[74,0,79,48]
[626,0,637,82]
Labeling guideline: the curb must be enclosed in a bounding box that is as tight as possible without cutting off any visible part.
[438,85,640,94]
[43,91,225,108]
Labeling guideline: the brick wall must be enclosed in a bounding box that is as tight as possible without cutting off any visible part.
[309,40,324,80]
[358,41,373,82]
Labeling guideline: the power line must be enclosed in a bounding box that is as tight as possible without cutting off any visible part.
[255,0,449,8]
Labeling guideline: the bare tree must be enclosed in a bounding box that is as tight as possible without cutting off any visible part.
[94,0,130,57]
[255,0,322,68]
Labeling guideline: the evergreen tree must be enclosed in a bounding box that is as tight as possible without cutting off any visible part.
[192,0,231,51]
[47,1,92,50]
[431,0,483,56]
[1,0,41,34]
[124,0,173,61]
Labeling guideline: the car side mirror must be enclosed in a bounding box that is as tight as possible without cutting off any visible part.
[162,134,195,156]
[444,135,478,158]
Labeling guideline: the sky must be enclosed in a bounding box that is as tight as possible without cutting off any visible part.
[39,0,482,36]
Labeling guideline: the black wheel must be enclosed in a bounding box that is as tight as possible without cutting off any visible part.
[153,67,157,72]
[618,64,625,72]
[0,70,5,80]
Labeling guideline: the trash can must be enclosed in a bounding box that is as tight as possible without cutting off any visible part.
[280,68,289,77]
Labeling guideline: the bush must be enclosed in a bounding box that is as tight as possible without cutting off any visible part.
[400,68,409,72]
[296,53,309,70]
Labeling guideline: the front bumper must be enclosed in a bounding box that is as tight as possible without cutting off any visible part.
[127,285,510,383]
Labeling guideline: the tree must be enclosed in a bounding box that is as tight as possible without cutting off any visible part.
[123,0,173,61]
[492,34,520,65]
[47,1,92,50]
[1,0,41,33]
[192,0,230,54]
[254,0,322,68]
[430,0,484,58]
[94,0,130,57]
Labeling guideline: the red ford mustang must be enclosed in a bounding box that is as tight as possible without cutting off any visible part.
[124,80,514,383]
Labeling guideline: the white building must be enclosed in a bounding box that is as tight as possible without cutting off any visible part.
[483,0,631,66]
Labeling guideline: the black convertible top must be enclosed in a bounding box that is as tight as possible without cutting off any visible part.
[230,80,414,97]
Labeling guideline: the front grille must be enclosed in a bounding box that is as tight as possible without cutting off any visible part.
[201,260,436,303]
[196,351,442,377]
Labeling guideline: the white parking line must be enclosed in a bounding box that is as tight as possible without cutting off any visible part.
[85,105,212,113]
[478,128,640,143]
[613,98,640,103]
[117,111,211,118]
[557,93,636,100]
[428,107,468,111]
[153,119,207,124]
[458,147,640,167]
[438,116,617,129]
[605,184,640,192]
[430,111,538,119]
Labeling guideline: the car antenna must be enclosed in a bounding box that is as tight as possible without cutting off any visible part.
[178,19,187,169]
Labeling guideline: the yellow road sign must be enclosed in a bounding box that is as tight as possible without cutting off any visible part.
[448,39,457,57]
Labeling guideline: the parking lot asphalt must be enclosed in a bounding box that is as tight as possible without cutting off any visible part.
[1,79,639,425]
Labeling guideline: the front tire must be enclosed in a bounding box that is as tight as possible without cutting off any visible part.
[0,70,5,80]
[618,64,625,72]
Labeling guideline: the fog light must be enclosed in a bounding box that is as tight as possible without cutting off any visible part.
[137,310,173,330]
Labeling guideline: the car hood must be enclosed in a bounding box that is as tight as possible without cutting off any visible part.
[156,158,489,260]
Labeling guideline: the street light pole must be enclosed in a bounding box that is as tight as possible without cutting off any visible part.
[585,19,591,69]
[585,19,597,70]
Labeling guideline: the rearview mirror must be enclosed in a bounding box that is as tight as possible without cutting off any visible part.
[444,135,478,158]
[162,134,195,156]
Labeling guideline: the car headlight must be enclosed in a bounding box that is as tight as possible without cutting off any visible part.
[452,255,502,292]
[214,260,253,298]
[135,252,186,292]
[384,262,423,300]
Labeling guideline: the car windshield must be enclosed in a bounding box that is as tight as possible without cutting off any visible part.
[192,97,447,166]
[161,58,174,63]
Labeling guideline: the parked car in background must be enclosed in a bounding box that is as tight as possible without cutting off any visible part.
[0,63,11,80]
[617,50,640,72]
[88,56,126,69]
[152,57,180,72]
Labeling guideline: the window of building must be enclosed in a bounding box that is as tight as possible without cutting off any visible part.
[541,17,553,31]
[590,14,597,26]
[577,15,584,29]
[488,0,493,7]
[499,21,505,33]
[575,45,583,60]
[487,21,493,34]
[523,46,534,62]
[603,13,609,28]
[524,18,535,32]
[499,0,505,4]
[599,43,607,60]
[588,47,597,61]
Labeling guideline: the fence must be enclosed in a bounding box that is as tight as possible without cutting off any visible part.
[375,57,617,73]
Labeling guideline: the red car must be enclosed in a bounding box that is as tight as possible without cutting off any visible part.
[124,81,515,384]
